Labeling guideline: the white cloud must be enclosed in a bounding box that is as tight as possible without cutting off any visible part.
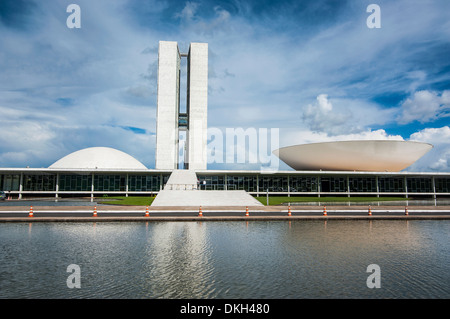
[409,126,450,142]
[175,2,232,36]
[397,90,450,124]
[301,94,397,136]
[280,128,403,148]
[407,126,450,171]
[302,94,351,135]
[175,1,199,21]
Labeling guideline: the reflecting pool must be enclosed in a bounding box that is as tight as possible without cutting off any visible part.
[0,220,449,298]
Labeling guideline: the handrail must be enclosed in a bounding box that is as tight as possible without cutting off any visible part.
[164,184,198,190]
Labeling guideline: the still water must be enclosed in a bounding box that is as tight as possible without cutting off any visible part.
[0,220,449,299]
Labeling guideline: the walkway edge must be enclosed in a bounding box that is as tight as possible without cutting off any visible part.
[1,215,449,222]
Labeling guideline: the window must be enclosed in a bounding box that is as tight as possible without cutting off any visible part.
[407,177,432,193]
[94,175,126,191]
[435,178,450,193]
[59,175,92,191]
[129,175,161,191]
[197,175,225,190]
[1,174,20,191]
[23,175,56,191]
[259,175,288,192]
[289,176,318,192]
[328,177,347,192]
[378,177,404,193]
[349,177,377,192]
[227,175,256,191]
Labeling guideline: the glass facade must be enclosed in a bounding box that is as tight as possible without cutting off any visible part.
[435,178,450,193]
[327,177,347,192]
[128,175,162,192]
[407,177,432,193]
[94,175,126,192]
[1,174,20,191]
[1,172,449,197]
[197,175,225,190]
[58,174,168,192]
[233,175,257,192]
[349,177,377,192]
[23,174,56,191]
[289,176,318,192]
[191,174,450,196]
[378,177,404,193]
[259,175,288,192]
[59,174,92,192]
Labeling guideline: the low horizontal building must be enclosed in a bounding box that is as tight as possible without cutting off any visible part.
[1,146,449,201]
[1,168,449,201]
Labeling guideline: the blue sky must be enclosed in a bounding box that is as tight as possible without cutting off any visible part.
[0,0,449,171]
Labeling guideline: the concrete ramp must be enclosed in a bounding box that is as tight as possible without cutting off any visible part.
[151,189,263,207]
[164,169,198,190]
[152,169,263,207]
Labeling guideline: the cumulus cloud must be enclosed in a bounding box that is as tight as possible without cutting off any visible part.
[280,128,403,148]
[410,126,450,142]
[175,1,199,21]
[175,1,231,36]
[407,126,450,171]
[301,94,397,136]
[397,90,450,124]
[302,94,352,135]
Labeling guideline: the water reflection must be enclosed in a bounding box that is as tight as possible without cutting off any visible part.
[0,220,448,299]
[140,222,214,298]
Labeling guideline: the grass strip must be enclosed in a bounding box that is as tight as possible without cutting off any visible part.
[99,196,155,206]
[255,196,408,206]
[98,195,408,206]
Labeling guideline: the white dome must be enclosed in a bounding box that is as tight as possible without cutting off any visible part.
[49,147,147,169]
[274,140,432,172]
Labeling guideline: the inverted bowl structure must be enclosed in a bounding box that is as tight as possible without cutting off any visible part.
[49,147,147,170]
[273,140,433,172]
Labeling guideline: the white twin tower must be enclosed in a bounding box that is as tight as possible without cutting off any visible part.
[155,41,208,171]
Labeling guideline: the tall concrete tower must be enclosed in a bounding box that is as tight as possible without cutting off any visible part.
[155,41,208,170]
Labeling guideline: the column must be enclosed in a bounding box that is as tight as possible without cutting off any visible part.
[346,175,350,198]
[91,173,95,202]
[55,173,59,202]
[404,176,408,199]
[187,42,208,170]
[19,172,23,200]
[156,41,180,170]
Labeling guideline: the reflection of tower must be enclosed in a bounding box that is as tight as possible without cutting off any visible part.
[144,222,212,298]
[155,41,208,170]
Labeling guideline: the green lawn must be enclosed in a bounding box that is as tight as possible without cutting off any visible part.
[255,196,409,206]
[98,196,155,206]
